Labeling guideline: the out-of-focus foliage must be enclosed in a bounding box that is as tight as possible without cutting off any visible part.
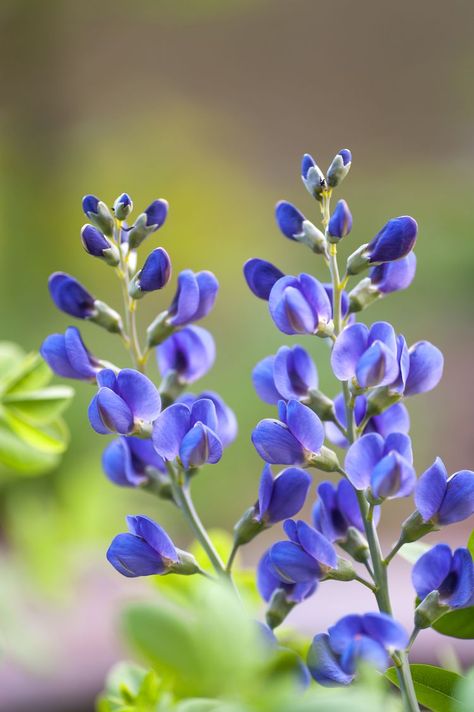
[386,664,463,712]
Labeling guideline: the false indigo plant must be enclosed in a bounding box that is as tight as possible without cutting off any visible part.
[42,155,474,712]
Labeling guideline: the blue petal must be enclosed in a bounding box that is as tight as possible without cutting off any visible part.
[157,326,216,384]
[295,520,337,569]
[97,369,117,389]
[336,479,366,532]
[328,614,364,654]
[344,433,385,490]
[331,323,369,381]
[197,391,238,447]
[328,200,352,239]
[152,403,191,460]
[371,452,416,499]
[82,194,99,216]
[252,419,306,465]
[368,216,418,263]
[370,253,417,293]
[362,612,408,651]
[355,341,398,388]
[307,634,353,686]
[273,345,318,401]
[168,270,200,325]
[275,201,305,239]
[190,398,218,432]
[268,276,314,335]
[448,548,474,608]
[139,248,172,292]
[266,467,311,523]
[41,333,79,379]
[438,470,474,525]
[299,274,332,325]
[269,541,321,583]
[116,369,161,422]
[258,463,274,518]
[96,388,134,434]
[81,224,110,256]
[415,457,447,522]
[252,356,280,405]
[102,438,144,487]
[193,271,219,321]
[340,637,389,675]
[88,394,111,434]
[106,533,166,577]
[313,482,340,541]
[179,422,223,468]
[126,515,178,561]
[48,272,95,319]
[412,544,452,601]
[257,550,288,602]
[64,326,99,379]
[286,400,324,454]
[243,258,284,301]
[144,199,168,228]
[368,402,410,438]
[405,341,444,396]
[383,432,413,463]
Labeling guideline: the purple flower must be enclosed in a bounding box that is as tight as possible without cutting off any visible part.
[327,149,352,188]
[369,253,417,294]
[157,326,215,385]
[275,202,306,240]
[268,519,337,584]
[269,274,333,335]
[252,400,325,466]
[256,464,311,524]
[82,194,114,235]
[48,272,96,320]
[113,193,133,220]
[301,153,326,199]
[127,199,169,248]
[107,515,179,578]
[177,391,237,447]
[415,458,474,525]
[167,270,219,326]
[81,225,119,265]
[41,326,100,381]
[257,550,317,604]
[252,345,318,404]
[404,341,444,396]
[130,248,171,297]
[243,258,285,300]
[88,368,161,435]
[331,322,400,389]
[412,544,474,608]
[308,612,408,686]
[102,436,166,487]
[328,200,352,240]
[344,432,416,499]
[367,216,418,264]
[152,397,222,469]
[312,479,377,542]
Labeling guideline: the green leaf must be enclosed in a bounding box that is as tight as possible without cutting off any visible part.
[4,352,52,394]
[4,386,74,424]
[455,668,474,712]
[432,607,474,639]
[0,423,60,474]
[397,541,431,564]
[386,664,463,712]
[468,530,474,558]
[3,412,69,454]
[0,341,26,385]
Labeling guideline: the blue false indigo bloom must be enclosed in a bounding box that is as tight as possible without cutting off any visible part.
[268,274,333,336]
[41,326,100,381]
[129,248,172,299]
[301,153,326,200]
[415,457,474,526]
[325,393,410,449]
[102,436,166,487]
[81,225,120,266]
[48,272,123,333]
[107,515,199,578]
[153,397,222,469]
[252,399,325,466]
[252,345,318,404]
[269,519,337,584]
[177,391,237,447]
[345,432,416,500]
[167,270,219,326]
[412,544,474,609]
[369,252,417,294]
[327,200,352,243]
[82,194,115,236]
[313,479,370,542]
[88,368,161,436]
[326,149,352,188]
[368,216,418,264]
[275,201,326,254]
[308,612,408,686]
[157,326,216,385]
[127,199,169,249]
[331,321,399,389]
[404,340,444,396]
[114,192,133,220]
[243,258,285,300]
[258,550,317,628]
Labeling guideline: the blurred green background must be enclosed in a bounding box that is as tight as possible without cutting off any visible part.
[0,0,473,709]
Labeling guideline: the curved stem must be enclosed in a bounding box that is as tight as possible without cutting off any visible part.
[226,542,239,573]
[384,538,405,567]
[114,219,144,372]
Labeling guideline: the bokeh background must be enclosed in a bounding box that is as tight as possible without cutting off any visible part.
[1,1,473,709]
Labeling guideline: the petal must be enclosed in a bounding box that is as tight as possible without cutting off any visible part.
[438,470,474,525]
[286,400,324,453]
[412,544,453,600]
[88,394,111,434]
[197,391,238,447]
[344,433,384,490]
[257,551,285,601]
[368,402,410,438]
[102,438,145,487]
[139,247,171,292]
[41,333,79,379]
[96,388,134,434]
[144,199,168,228]
[279,286,317,334]
[415,457,447,522]
[179,422,223,469]
[283,518,299,543]
[269,541,321,583]
[168,270,200,325]
[370,252,417,293]
[274,345,318,401]
[243,258,284,301]
[275,201,305,239]
[384,432,413,463]
[48,272,95,319]
[252,356,280,405]
[370,452,416,499]
[331,324,369,381]
[64,326,98,379]
[157,326,215,384]
[368,322,397,353]
[307,634,353,686]
[449,548,474,608]
[362,612,409,650]
[267,467,311,523]
[97,368,117,389]
[258,463,274,517]
[190,398,218,432]
[340,637,389,675]
[152,403,191,460]
[193,271,219,320]
[328,614,364,654]
[116,369,161,422]
[355,341,398,388]
[252,419,305,465]
[295,520,337,569]
[367,216,418,263]
[299,274,333,324]
[313,482,340,541]
[405,341,444,396]
[106,533,166,577]
[336,479,366,532]
[126,515,178,561]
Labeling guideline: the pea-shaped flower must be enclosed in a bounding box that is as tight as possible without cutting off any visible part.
[404,340,444,396]
[243,258,285,300]
[344,432,416,500]
[369,252,417,294]
[157,326,216,385]
[152,397,222,469]
[113,193,133,220]
[367,216,418,264]
[81,224,120,266]
[252,345,318,404]
[257,550,317,605]
[107,515,199,578]
[415,458,474,526]
[102,436,166,487]
[129,248,172,299]
[308,612,408,686]
[126,199,169,248]
[327,200,352,242]
[268,274,333,336]
[48,272,122,333]
[312,479,367,543]
[167,270,219,326]
[252,400,325,466]
[412,544,474,609]
[177,391,237,447]
[82,194,114,236]
[301,153,326,200]
[88,368,161,436]
[268,519,337,584]
[41,326,101,381]
[275,201,326,253]
[326,149,352,188]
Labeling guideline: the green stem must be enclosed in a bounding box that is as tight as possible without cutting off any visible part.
[114,219,144,372]
[384,538,405,567]
[226,542,239,573]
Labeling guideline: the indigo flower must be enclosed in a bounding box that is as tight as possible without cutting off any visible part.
[243,258,285,300]
[412,544,474,609]
[114,193,133,220]
[252,345,318,404]
[312,479,369,543]
[404,340,444,395]
[275,202,326,253]
[344,432,416,499]
[308,613,408,686]
[177,391,237,447]
[82,194,114,236]
[102,436,166,487]
[327,200,352,241]
[129,248,172,298]
[257,550,317,604]
[325,394,410,449]
[415,457,474,526]
[88,368,161,435]
[127,199,169,248]
[367,216,418,264]
[369,252,417,294]
[81,225,120,266]
[167,270,219,326]
[301,153,326,200]
[268,519,337,584]
[41,326,100,381]
[49,272,96,320]
[252,399,325,466]
[327,149,352,188]
[157,326,216,385]
[153,397,222,469]
[256,464,311,524]
[107,515,199,578]
[269,274,333,335]
[331,321,400,389]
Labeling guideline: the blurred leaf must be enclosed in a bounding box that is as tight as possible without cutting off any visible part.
[0,421,60,474]
[455,668,474,712]
[0,341,25,383]
[397,541,431,564]
[3,352,52,393]
[3,411,69,453]
[386,664,463,712]
[468,529,474,558]
[4,385,74,424]
[431,607,474,640]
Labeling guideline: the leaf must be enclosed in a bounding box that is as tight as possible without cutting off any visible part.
[397,541,431,564]
[0,423,60,474]
[4,352,52,394]
[2,412,69,454]
[432,607,474,640]
[455,668,474,712]
[386,664,463,712]
[468,530,474,558]
[0,341,25,385]
[4,385,74,424]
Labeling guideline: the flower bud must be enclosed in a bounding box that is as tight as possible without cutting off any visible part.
[414,591,449,629]
[326,149,352,188]
[129,248,172,299]
[127,199,169,249]
[170,549,202,576]
[243,258,285,301]
[301,153,326,201]
[233,506,265,546]
[275,201,327,254]
[348,278,380,313]
[307,445,342,473]
[322,557,357,582]
[81,225,120,266]
[400,510,436,544]
[114,193,133,220]
[82,194,115,236]
[369,253,417,294]
[367,216,418,264]
[327,200,352,243]
[266,589,296,630]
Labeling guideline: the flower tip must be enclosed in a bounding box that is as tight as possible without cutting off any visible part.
[82,194,99,215]
[338,148,352,166]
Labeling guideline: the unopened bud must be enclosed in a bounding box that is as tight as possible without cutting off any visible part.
[327,149,352,188]
[308,446,342,473]
[233,506,265,546]
[266,589,295,630]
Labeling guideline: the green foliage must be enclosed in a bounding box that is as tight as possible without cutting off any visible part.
[0,342,73,478]
[386,664,463,712]
[455,668,474,712]
[431,606,474,640]
[468,529,474,558]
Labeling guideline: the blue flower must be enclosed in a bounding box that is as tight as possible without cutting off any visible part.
[127,199,169,248]
[415,458,474,526]
[113,193,133,220]
[167,270,219,326]
[274,202,326,252]
[88,368,161,435]
[268,519,337,584]
[256,464,311,524]
[412,544,474,609]
[308,612,408,686]
[48,272,96,319]
[243,258,285,300]
[301,153,326,199]
[157,326,216,385]
[252,345,318,404]
[327,149,352,188]
[107,515,179,577]
[82,194,114,235]
[312,479,378,543]
[257,550,317,603]
[41,326,100,381]
[404,340,444,395]
[344,432,416,499]
[152,398,222,469]
[327,200,352,240]
[369,253,417,294]
[252,400,325,466]
[269,274,333,335]
[129,248,172,298]
[102,436,166,487]
[367,216,418,264]
[81,225,119,265]
[177,391,237,447]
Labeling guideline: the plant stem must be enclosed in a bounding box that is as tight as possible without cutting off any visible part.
[384,538,405,567]
[226,542,239,573]
[114,219,144,372]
